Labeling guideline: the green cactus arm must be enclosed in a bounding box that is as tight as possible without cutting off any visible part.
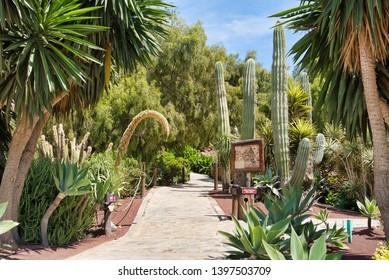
[313,133,326,165]
[271,22,290,186]
[300,72,312,124]
[215,61,231,136]
[241,58,256,140]
[289,138,311,187]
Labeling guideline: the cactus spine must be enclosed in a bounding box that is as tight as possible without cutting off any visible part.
[300,72,312,124]
[215,61,231,191]
[289,138,310,187]
[241,58,256,140]
[271,22,290,186]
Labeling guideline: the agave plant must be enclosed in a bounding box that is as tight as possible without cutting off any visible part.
[263,226,343,260]
[253,168,280,200]
[0,202,18,235]
[357,196,379,230]
[41,160,92,247]
[219,208,290,259]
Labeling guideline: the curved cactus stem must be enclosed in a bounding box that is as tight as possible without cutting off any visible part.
[289,138,311,187]
[271,22,290,186]
[241,58,256,140]
[115,110,170,168]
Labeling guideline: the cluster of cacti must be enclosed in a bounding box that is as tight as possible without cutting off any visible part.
[271,23,325,188]
[40,124,92,164]
[241,58,256,140]
[215,61,231,190]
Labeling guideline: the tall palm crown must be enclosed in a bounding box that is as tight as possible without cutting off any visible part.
[274,0,389,138]
[0,0,172,118]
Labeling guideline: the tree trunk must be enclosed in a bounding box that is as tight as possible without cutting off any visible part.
[359,34,389,240]
[41,192,66,248]
[0,93,66,247]
[0,115,39,248]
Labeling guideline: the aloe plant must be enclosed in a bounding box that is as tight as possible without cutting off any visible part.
[41,160,92,247]
[357,196,379,230]
[0,202,18,235]
[263,226,343,260]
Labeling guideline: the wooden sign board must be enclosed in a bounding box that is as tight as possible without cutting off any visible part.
[230,139,265,173]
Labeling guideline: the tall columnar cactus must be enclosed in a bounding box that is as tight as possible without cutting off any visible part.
[300,72,312,124]
[271,22,290,186]
[241,58,256,140]
[313,133,326,166]
[215,61,231,190]
[289,138,311,187]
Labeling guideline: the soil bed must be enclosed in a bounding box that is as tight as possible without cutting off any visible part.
[209,190,386,260]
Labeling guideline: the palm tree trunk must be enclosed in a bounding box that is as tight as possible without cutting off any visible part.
[359,34,389,240]
[0,115,39,247]
[0,93,66,247]
[41,192,66,248]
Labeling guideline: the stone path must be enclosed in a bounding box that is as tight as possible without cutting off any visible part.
[68,173,234,260]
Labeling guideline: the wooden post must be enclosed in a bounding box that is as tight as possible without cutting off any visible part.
[214,161,219,190]
[153,168,158,187]
[141,172,146,198]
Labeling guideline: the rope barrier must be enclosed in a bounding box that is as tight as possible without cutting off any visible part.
[113,169,157,225]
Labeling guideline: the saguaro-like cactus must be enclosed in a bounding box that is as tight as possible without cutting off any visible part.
[241,58,256,140]
[215,61,231,191]
[271,22,290,186]
[300,72,312,124]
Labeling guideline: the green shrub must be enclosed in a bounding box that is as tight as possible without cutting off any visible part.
[18,156,94,245]
[154,150,189,185]
[372,242,389,260]
[183,146,214,176]
[83,152,141,197]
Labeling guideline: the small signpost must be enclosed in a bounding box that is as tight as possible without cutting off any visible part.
[230,139,265,219]
[104,192,118,235]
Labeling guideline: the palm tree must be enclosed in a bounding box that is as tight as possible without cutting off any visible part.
[0,0,171,247]
[273,0,389,239]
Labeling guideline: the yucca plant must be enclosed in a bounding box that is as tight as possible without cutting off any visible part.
[41,160,92,247]
[357,196,379,230]
[263,226,343,260]
[0,202,18,235]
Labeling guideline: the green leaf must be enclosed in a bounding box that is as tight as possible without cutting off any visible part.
[0,220,19,235]
[325,252,343,260]
[0,201,8,219]
[290,226,307,260]
[309,234,326,260]
[266,218,290,243]
[263,240,286,260]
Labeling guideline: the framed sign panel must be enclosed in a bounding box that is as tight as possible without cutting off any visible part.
[230,139,265,173]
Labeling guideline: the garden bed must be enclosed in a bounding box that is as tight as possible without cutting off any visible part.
[209,190,386,260]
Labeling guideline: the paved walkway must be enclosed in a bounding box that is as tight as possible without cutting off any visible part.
[68,173,380,260]
[68,173,234,260]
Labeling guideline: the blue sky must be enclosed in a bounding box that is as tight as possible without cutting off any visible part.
[168,0,304,71]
